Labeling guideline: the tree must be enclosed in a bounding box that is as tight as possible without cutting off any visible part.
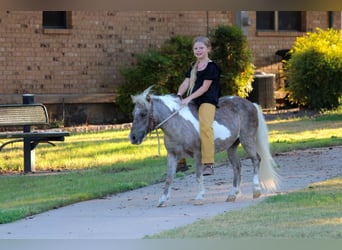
[209,25,255,97]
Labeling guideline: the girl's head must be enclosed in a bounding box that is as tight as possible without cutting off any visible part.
[187,36,211,96]
[192,36,211,60]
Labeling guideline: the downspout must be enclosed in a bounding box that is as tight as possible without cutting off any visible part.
[206,11,209,36]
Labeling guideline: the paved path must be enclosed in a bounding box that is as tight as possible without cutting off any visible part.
[0,146,341,239]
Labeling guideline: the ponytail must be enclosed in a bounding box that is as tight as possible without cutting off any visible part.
[187,61,198,96]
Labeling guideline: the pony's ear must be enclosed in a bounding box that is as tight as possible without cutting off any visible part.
[143,85,154,102]
[143,85,154,96]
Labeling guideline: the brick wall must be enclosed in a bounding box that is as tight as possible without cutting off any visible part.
[0,10,234,124]
[0,10,339,124]
[0,11,232,96]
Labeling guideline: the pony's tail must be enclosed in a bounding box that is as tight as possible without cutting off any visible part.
[253,103,280,192]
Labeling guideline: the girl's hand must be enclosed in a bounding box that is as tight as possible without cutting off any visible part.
[181,97,191,105]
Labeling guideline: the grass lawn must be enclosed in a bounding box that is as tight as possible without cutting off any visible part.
[0,109,341,224]
[147,177,342,239]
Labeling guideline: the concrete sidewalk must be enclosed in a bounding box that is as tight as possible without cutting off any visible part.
[0,171,261,239]
[0,146,341,239]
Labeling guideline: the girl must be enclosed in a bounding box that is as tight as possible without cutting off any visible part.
[177,36,221,176]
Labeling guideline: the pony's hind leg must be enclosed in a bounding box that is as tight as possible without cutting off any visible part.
[241,139,262,199]
[226,140,242,202]
[251,155,262,199]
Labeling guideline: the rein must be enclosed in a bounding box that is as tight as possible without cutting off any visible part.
[155,105,185,129]
[148,99,185,156]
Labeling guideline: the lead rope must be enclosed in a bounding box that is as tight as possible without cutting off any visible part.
[153,105,186,156]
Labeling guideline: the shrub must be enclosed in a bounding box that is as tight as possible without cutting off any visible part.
[285,28,342,110]
[209,25,255,97]
[117,36,193,117]
[117,48,172,115]
[160,35,194,93]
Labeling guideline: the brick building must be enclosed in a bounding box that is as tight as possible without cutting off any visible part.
[0,11,340,124]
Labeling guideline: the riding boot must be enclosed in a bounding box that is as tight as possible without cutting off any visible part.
[176,158,191,172]
[203,163,214,176]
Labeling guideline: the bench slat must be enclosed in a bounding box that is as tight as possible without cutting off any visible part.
[0,104,48,126]
[0,131,70,139]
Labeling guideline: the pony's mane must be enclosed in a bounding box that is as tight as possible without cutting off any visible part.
[153,94,182,112]
[132,88,181,112]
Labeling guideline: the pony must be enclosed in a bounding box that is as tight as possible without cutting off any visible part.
[129,86,280,207]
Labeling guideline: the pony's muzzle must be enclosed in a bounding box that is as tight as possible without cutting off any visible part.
[129,131,144,145]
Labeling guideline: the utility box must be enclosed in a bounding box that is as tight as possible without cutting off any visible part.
[248,73,276,110]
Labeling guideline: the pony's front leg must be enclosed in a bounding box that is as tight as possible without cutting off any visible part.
[194,159,205,205]
[158,154,177,207]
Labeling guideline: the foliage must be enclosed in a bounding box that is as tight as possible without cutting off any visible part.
[117,36,193,117]
[159,35,194,93]
[285,28,342,110]
[209,25,255,97]
[117,48,172,117]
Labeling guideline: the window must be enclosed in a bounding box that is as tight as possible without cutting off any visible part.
[256,11,274,30]
[43,11,69,29]
[256,11,302,32]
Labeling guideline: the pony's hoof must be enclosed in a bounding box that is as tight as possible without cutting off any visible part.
[158,197,168,207]
[157,201,167,207]
[193,199,204,205]
[226,195,236,202]
[253,190,261,199]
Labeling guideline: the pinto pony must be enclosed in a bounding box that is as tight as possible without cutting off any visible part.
[129,86,280,207]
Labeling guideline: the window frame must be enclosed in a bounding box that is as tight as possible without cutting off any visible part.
[42,11,72,34]
[256,11,304,32]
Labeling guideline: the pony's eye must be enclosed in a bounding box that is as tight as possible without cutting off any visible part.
[140,112,147,118]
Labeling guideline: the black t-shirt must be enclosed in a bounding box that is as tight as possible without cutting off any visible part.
[185,61,221,107]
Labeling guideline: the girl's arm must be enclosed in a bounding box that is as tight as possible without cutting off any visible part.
[177,78,190,97]
[181,79,212,105]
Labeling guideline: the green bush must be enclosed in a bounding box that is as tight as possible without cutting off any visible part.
[117,48,172,115]
[160,35,194,93]
[209,25,255,97]
[117,36,193,116]
[285,28,342,110]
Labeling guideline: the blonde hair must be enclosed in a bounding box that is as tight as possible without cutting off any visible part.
[187,36,211,96]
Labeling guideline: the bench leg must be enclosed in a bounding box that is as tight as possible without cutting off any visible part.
[24,138,35,173]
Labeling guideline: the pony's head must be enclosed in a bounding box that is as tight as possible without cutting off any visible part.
[129,86,154,144]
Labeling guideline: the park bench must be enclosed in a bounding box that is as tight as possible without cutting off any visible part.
[0,96,70,173]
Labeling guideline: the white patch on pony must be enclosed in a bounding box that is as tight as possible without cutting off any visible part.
[179,108,200,133]
[157,95,231,140]
[253,174,260,186]
[213,121,231,140]
[229,186,240,196]
[157,95,201,133]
